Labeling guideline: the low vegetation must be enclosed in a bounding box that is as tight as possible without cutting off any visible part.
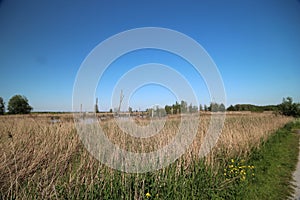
[237,120,300,199]
[0,113,294,199]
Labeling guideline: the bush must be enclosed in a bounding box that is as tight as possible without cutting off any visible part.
[7,95,33,114]
[279,97,300,117]
[0,97,4,115]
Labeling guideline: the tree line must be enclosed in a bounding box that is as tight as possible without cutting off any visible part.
[146,97,300,118]
[226,97,300,117]
[226,104,278,112]
[144,101,226,117]
[1,94,299,118]
[0,95,32,115]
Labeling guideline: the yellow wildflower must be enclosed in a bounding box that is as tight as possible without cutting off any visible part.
[146,192,151,198]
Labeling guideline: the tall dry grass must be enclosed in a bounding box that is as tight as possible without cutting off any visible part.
[0,113,293,198]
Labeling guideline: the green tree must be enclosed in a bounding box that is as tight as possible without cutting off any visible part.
[219,103,226,112]
[165,105,172,114]
[0,97,5,115]
[188,103,193,113]
[8,95,32,114]
[172,101,180,114]
[227,105,235,111]
[95,98,99,113]
[279,97,300,117]
[204,104,208,112]
[199,104,203,111]
[95,104,99,113]
[181,100,188,113]
[192,105,198,113]
[209,102,219,112]
[235,104,241,111]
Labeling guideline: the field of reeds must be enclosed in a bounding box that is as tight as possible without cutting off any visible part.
[0,112,294,199]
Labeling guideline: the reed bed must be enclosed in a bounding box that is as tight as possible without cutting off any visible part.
[0,113,293,199]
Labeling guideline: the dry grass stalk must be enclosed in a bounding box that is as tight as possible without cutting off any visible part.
[0,113,293,198]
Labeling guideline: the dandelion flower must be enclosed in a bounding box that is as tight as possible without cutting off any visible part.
[146,192,151,198]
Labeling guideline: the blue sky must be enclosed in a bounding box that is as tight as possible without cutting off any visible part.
[0,0,299,111]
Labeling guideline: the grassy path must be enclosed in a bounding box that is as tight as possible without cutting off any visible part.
[292,134,300,200]
[291,120,300,200]
[237,120,300,200]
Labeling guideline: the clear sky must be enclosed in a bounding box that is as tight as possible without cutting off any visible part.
[0,0,299,112]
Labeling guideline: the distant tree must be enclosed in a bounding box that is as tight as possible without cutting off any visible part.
[109,108,113,113]
[172,101,180,114]
[209,102,219,112]
[199,104,203,111]
[186,103,198,113]
[8,95,32,114]
[219,103,226,112]
[165,105,172,115]
[95,98,99,113]
[279,97,300,117]
[146,108,153,117]
[227,105,236,111]
[192,105,198,113]
[181,100,188,113]
[128,106,133,113]
[95,104,99,113]
[156,106,166,117]
[235,104,241,111]
[0,97,5,115]
[188,103,193,113]
[204,104,208,112]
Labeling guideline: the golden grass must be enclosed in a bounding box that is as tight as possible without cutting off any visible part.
[0,113,293,198]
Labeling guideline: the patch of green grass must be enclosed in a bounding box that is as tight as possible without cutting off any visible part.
[237,120,300,199]
[54,159,225,200]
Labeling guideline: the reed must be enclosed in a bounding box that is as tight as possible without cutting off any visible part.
[0,113,293,199]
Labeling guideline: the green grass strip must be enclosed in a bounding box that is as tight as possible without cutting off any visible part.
[239,120,300,200]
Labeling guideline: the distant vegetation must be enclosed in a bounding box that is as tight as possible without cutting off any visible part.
[226,104,278,112]
[0,97,4,115]
[8,95,32,114]
[0,111,294,199]
[159,97,299,117]
[226,97,300,118]
[0,95,299,117]
[0,95,33,114]
[278,97,300,117]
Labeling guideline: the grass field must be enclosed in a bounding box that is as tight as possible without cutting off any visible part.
[0,112,295,199]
